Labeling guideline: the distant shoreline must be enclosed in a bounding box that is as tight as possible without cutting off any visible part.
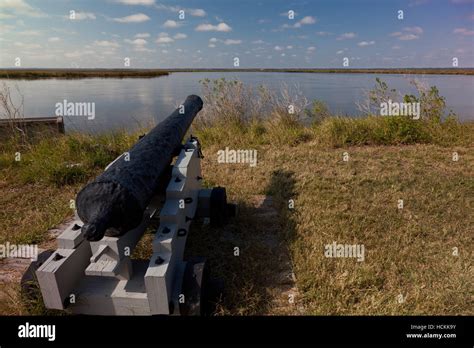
[0,69,170,80]
[1,68,473,80]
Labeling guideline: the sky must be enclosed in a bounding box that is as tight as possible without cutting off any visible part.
[0,0,473,68]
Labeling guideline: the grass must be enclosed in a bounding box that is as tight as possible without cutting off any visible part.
[0,117,472,315]
[192,141,473,315]
[0,69,169,80]
[0,78,472,315]
[0,131,140,245]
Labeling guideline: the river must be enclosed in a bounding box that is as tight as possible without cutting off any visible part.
[2,72,473,133]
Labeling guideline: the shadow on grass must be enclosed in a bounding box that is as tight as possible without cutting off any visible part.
[13,170,299,316]
[185,169,298,315]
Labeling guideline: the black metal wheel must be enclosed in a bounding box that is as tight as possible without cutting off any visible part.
[209,187,229,227]
[179,257,223,316]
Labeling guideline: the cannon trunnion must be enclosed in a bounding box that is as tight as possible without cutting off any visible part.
[30,96,235,315]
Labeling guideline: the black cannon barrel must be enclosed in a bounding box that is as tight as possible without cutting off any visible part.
[76,95,203,241]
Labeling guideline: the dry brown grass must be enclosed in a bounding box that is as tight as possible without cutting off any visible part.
[190,141,474,315]
[0,134,472,315]
[0,182,77,245]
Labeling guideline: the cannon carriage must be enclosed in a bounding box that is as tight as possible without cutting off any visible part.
[24,95,235,315]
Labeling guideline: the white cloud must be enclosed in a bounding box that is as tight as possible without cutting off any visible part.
[392,45,401,49]
[282,15,317,29]
[163,20,181,28]
[453,27,474,35]
[93,40,120,48]
[195,22,232,32]
[252,39,265,44]
[48,37,61,43]
[337,32,357,40]
[125,38,147,45]
[0,0,46,18]
[358,40,375,46]
[209,37,218,42]
[71,12,96,20]
[18,30,41,36]
[14,42,41,49]
[155,36,174,45]
[115,0,155,4]
[404,26,423,34]
[134,46,155,52]
[336,50,344,54]
[391,27,423,40]
[124,37,154,52]
[154,4,206,17]
[135,32,150,38]
[113,13,150,23]
[274,45,283,51]
[208,43,216,48]
[307,46,316,51]
[189,9,206,17]
[64,51,85,59]
[299,16,316,25]
[224,39,242,45]
[0,13,15,19]
[173,33,187,39]
[399,34,419,40]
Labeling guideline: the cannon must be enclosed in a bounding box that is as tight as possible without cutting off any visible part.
[26,95,236,315]
[76,95,204,242]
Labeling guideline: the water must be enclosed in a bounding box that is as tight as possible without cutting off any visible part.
[2,72,473,133]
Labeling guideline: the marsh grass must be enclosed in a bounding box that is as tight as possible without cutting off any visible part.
[0,69,169,80]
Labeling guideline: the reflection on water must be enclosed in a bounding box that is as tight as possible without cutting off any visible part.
[2,72,473,133]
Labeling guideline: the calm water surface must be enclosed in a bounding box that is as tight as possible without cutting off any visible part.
[2,72,473,133]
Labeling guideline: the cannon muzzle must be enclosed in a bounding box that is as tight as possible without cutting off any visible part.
[76,95,203,241]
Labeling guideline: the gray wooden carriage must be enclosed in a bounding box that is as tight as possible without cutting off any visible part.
[23,95,235,315]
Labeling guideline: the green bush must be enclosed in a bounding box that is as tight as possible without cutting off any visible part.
[314,115,473,148]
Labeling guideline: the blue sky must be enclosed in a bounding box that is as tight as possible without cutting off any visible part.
[1,0,473,68]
